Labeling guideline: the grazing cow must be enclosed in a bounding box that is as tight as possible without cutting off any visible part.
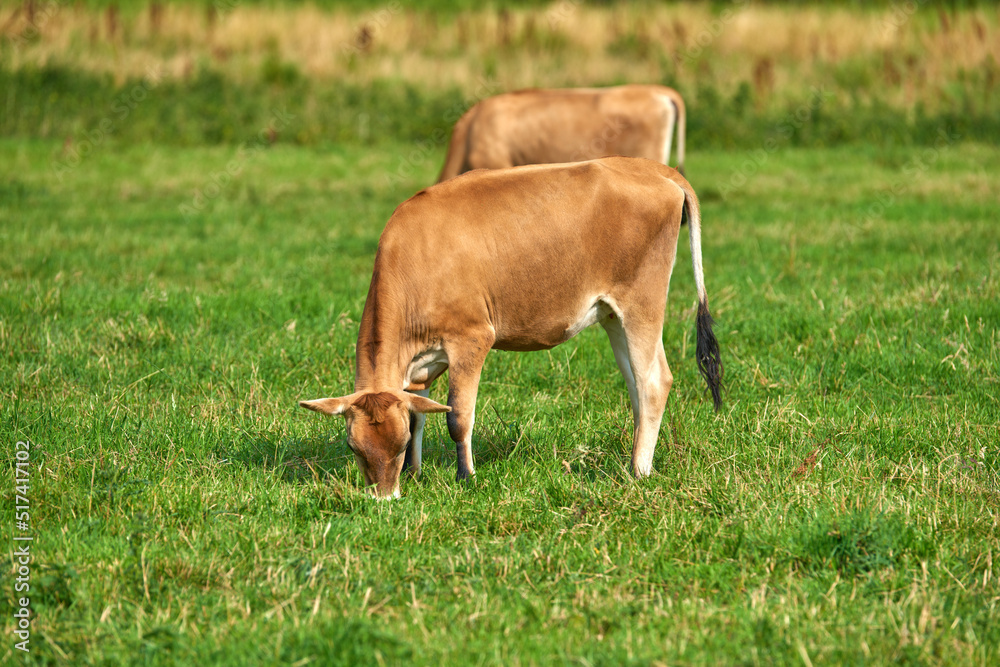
[436,85,687,183]
[301,156,722,498]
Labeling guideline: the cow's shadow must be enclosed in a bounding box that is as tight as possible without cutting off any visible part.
[217,409,630,501]
[218,429,352,483]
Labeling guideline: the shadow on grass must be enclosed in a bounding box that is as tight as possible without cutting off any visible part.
[214,409,637,507]
[215,430,351,483]
[472,406,634,482]
[749,508,938,577]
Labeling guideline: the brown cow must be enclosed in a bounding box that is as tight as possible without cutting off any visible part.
[301,157,722,498]
[436,85,687,183]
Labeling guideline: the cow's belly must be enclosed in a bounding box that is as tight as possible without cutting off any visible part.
[491,297,616,351]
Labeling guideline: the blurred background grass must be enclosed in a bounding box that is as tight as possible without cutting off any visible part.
[3,1,998,149]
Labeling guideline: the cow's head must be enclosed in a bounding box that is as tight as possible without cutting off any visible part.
[299,390,450,498]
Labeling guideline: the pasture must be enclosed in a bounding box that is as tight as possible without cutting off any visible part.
[4,136,998,665]
[2,1,1000,665]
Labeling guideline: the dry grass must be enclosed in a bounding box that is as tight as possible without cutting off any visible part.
[3,2,998,109]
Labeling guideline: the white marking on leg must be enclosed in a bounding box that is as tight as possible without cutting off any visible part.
[647,351,662,389]
[456,410,476,479]
[372,489,401,501]
[600,303,640,423]
[404,349,446,478]
[631,341,672,477]
[409,387,430,472]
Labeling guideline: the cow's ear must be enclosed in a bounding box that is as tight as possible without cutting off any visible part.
[407,395,451,414]
[299,395,356,415]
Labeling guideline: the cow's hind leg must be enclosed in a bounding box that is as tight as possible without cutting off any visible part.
[602,310,672,477]
[600,315,639,421]
[444,331,494,481]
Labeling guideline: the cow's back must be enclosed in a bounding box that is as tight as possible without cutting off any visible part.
[378,157,688,349]
[468,86,674,167]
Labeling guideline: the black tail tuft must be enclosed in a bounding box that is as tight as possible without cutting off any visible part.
[696,300,723,411]
[679,168,688,225]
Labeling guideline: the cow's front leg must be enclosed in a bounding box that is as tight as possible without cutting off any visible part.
[444,332,494,481]
[403,387,431,479]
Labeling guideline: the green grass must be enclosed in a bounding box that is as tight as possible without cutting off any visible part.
[2,137,999,665]
[5,61,999,151]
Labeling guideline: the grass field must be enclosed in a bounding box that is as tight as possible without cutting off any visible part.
[2,136,998,664]
[2,0,1000,665]
[3,1,1000,148]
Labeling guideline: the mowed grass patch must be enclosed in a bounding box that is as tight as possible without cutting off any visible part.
[1,139,998,664]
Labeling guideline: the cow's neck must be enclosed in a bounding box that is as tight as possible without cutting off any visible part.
[353,270,424,392]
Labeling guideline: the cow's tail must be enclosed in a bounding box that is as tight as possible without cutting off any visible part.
[669,90,686,178]
[675,175,722,410]
[436,106,477,183]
